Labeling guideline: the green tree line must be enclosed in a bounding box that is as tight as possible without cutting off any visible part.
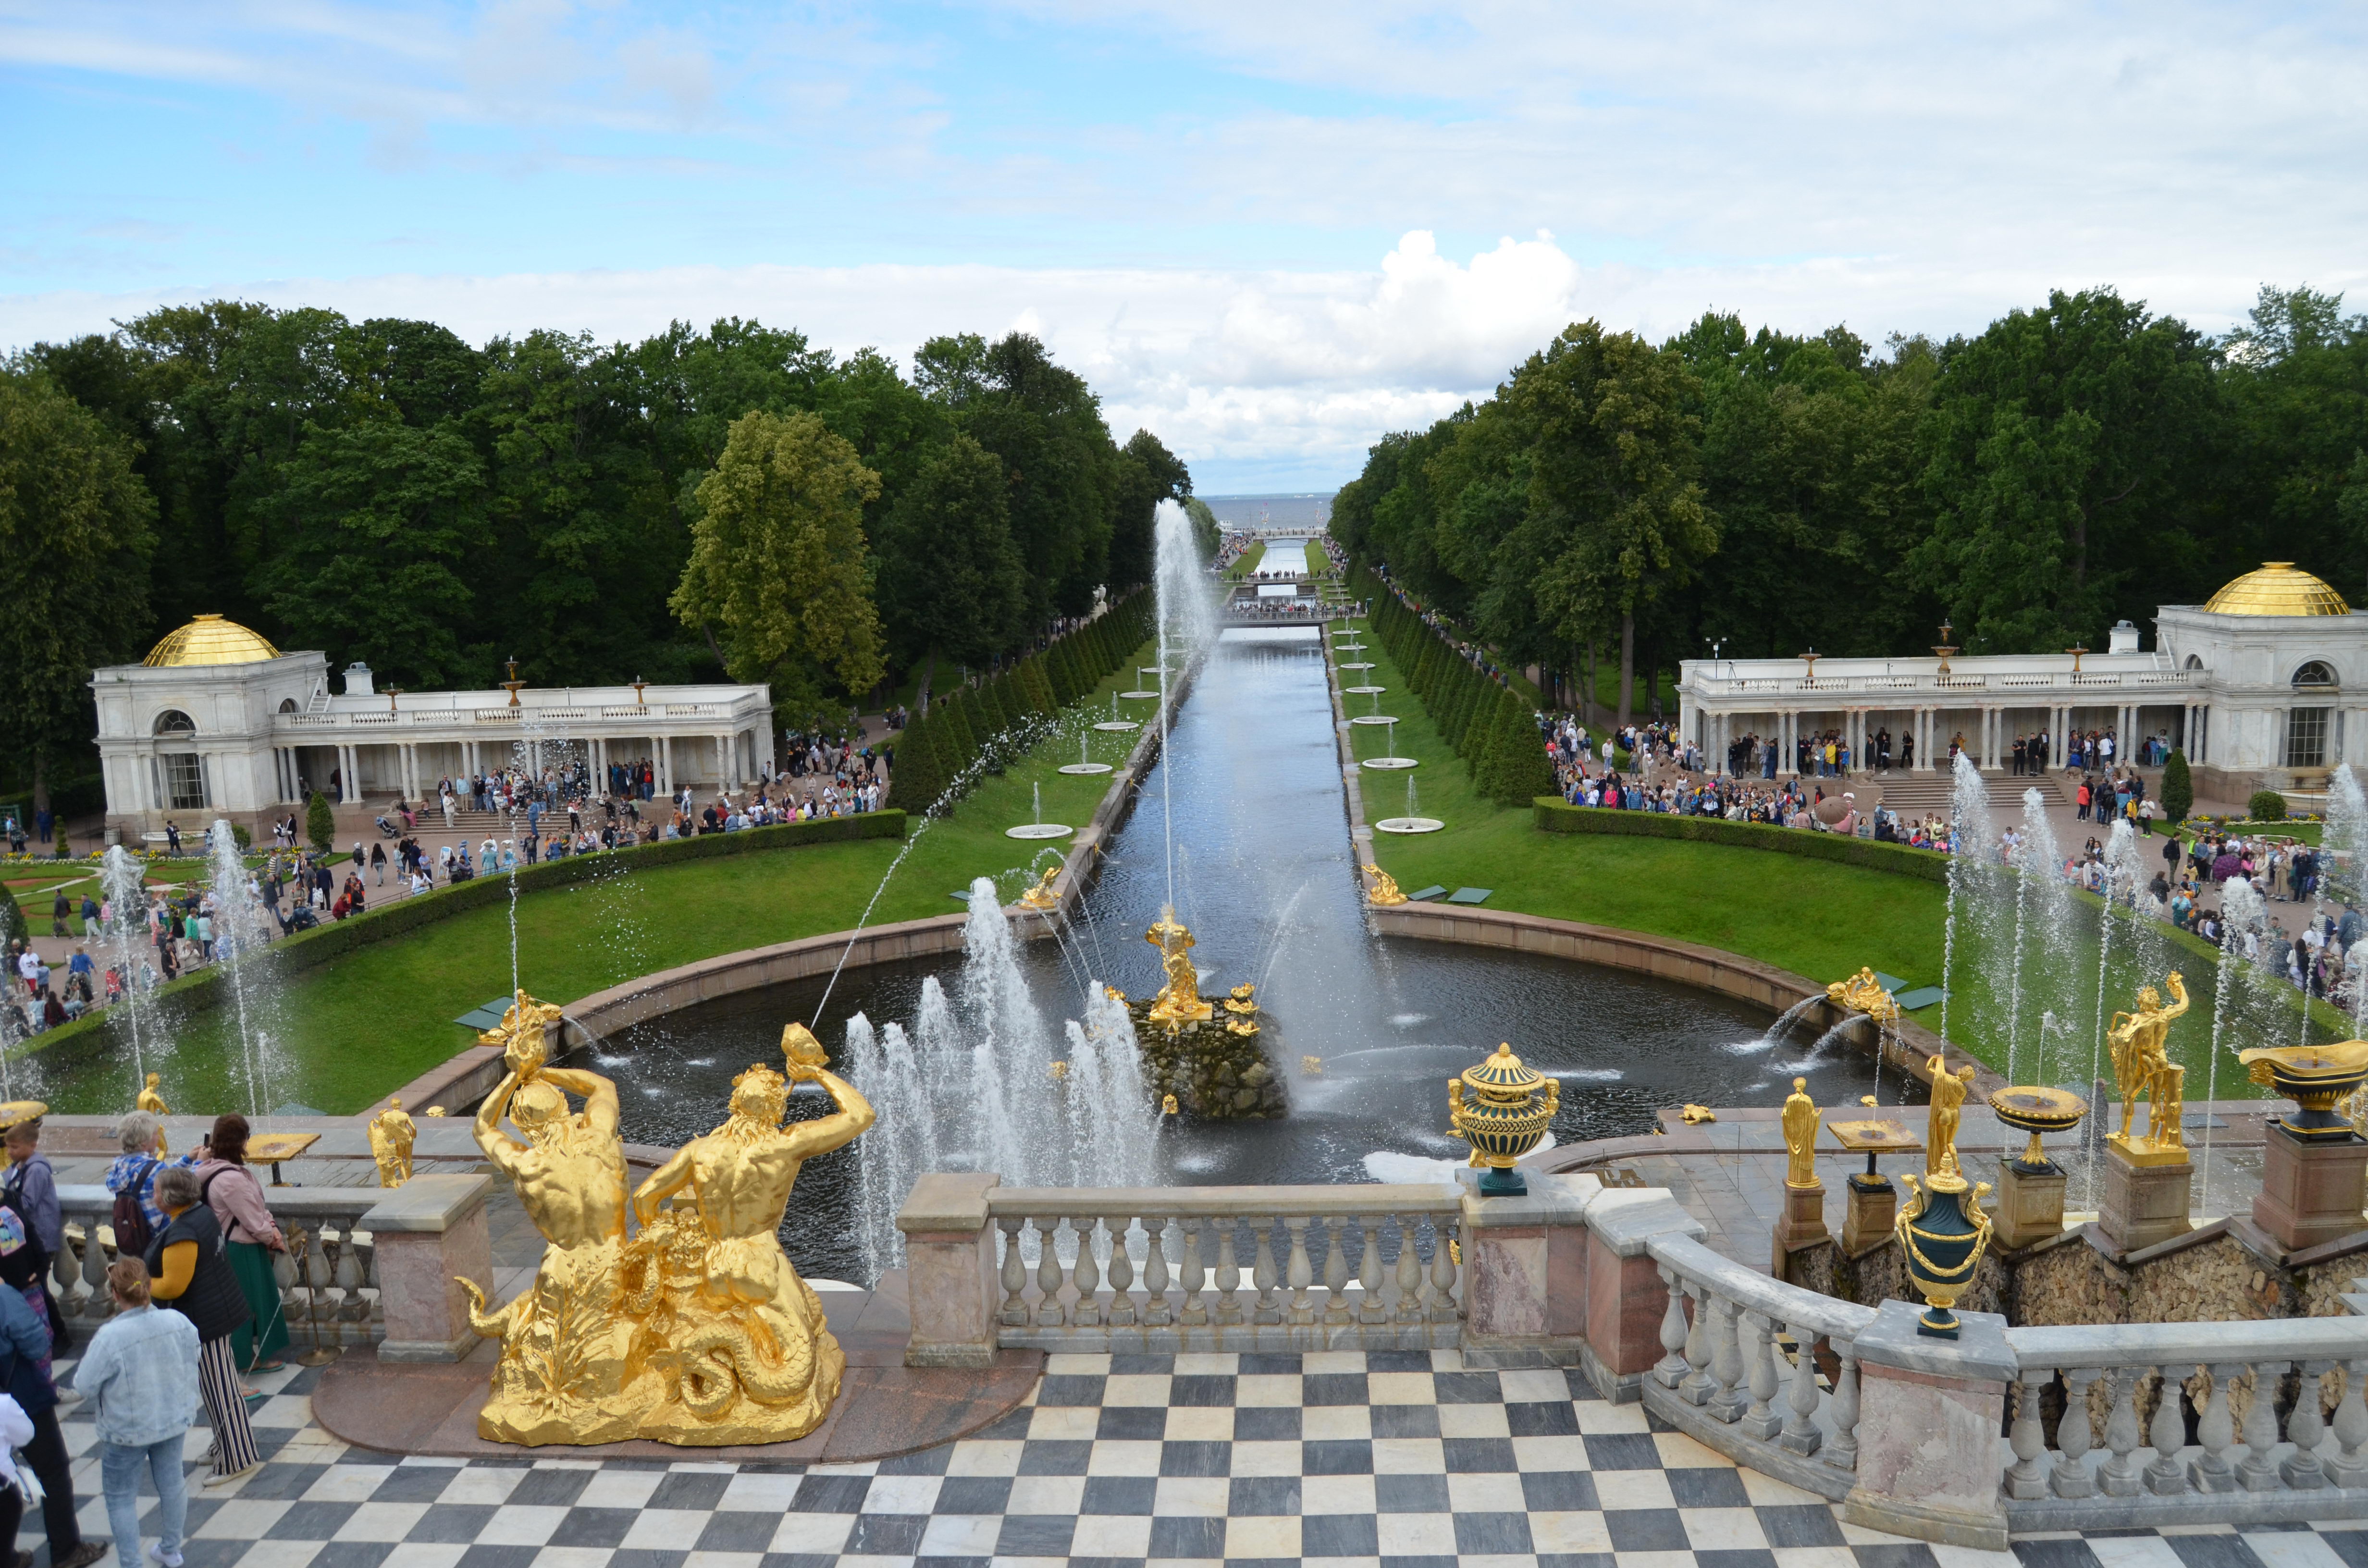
[1,306,1191,812]
[1332,286,2368,726]
[1355,571,1557,807]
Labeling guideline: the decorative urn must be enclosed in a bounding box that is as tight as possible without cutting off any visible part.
[1986,1086,2087,1172]
[2237,1041,2368,1141]
[1448,1044,1561,1197]
[1895,1164,1993,1339]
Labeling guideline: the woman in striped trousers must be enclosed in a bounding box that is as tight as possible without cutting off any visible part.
[144,1165,262,1486]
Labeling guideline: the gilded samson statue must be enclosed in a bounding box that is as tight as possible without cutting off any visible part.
[2107,972,2189,1153]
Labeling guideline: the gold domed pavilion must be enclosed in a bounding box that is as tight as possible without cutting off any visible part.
[141,613,283,667]
[2201,563,2350,618]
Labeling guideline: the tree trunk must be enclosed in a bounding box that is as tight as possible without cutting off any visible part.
[30,751,48,823]
[1581,643,1599,727]
[916,651,938,716]
[1617,613,1636,730]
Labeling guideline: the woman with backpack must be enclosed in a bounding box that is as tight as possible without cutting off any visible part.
[190,1116,288,1380]
[103,1113,171,1261]
[144,1164,261,1488]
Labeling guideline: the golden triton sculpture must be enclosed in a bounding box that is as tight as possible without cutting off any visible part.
[370,1096,417,1187]
[1145,907,1213,1028]
[2107,972,2190,1163]
[1018,865,1061,911]
[456,992,874,1446]
[137,1073,171,1154]
[1825,968,1900,1022]
[1363,864,1408,906]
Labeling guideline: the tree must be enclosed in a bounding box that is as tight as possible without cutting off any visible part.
[1109,429,1191,587]
[0,880,24,946]
[306,791,335,851]
[670,410,887,725]
[875,434,1027,668]
[256,419,489,687]
[0,370,159,819]
[2159,749,2194,825]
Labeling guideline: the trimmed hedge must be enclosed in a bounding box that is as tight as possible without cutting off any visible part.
[1531,798,1949,884]
[17,810,910,1062]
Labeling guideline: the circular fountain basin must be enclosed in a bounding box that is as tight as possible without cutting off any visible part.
[1058,762,1115,775]
[1119,690,1161,700]
[1350,715,1399,726]
[1139,666,1175,676]
[1338,662,1373,670]
[1344,686,1386,696]
[1374,816,1445,833]
[1362,758,1418,771]
[1094,720,1141,732]
[1005,823,1074,840]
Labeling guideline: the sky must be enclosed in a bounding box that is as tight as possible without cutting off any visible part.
[4,2,2366,490]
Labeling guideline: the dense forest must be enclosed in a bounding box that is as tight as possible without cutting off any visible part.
[0,306,1190,810]
[1332,286,2368,725]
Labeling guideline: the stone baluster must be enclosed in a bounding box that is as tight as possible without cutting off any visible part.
[998,1217,1028,1325]
[1072,1219,1104,1327]
[271,1241,301,1340]
[2188,1364,2239,1493]
[1825,1337,1861,1471]
[1426,1216,1458,1322]
[2236,1363,2285,1492]
[1392,1215,1422,1323]
[1035,1219,1065,1326]
[1251,1219,1282,1325]
[1106,1220,1136,1329]
[1778,1323,1823,1457]
[1180,1218,1209,1325]
[1709,1296,1749,1423]
[74,1223,109,1322]
[2099,1366,2146,1496]
[2004,1377,2050,1498]
[1215,1219,1244,1325]
[2053,1368,2100,1498]
[1285,1217,1314,1324]
[354,1224,383,1339]
[1653,1269,1689,1389]
[1679,1282,1717,1406]
[1142,1219,1172,1327]
[1738,1312,1782,1439]
[1356,1217,1385,1325]
[2332,1358,2368,1487]
[51,1226,87,1321]
[1321,1219,1351,1328]
[2283,1361,2331,1491]
[308,1224,343,1343]
[334,1217,370,1336]
[2145,1366,2191,1495]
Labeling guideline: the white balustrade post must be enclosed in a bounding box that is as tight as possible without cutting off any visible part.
[2237,1363,2285,1492]
[1034,1218,1065,1326]
[2334,1358,2368,1487]
[1285,1216,1314,1325]
[1105,1220,1136,1329]
[1071,1218,1103,1328]
[1679,1282,1716,1405]
[2100,1366,2146,1496]
[2283,1361,2331,1491]
[1142,1219,1172,1328]
[1825,1337,1861,1472]
[2053,1368,2099,1498]
[1779,1323,1824,1457]
[2145,1367,2192,1495]
[1251,1218,1282,1325]
[1709,1296,1749,1422]
[2006,1377,2050,1498]
[1740,1311,1783,1440]
[1356,1217,1384,1326]
[1215,1220,1244,1325]
[1653,1269,1690,1389]
[1320,1219,1350,1328]
[2189,1364,2240,1494]
[1391,1214,1422,1324]
[997,1217,1028,1327]
[1179,1218,1209,1326]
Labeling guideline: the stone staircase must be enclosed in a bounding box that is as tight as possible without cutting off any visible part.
[1858,769,2072,814]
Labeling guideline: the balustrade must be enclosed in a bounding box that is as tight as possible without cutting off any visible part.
[57,1186,383,1350]
[983,1185,1459,1351]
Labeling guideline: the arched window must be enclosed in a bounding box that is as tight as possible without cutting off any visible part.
[150,710,205,808]
[2294,661,2338,687]
[2183,654,2204,671]
[152,709,196,736]
[278,698,299,713]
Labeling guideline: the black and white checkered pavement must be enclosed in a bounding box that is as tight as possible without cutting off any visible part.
[38,1347,2368,1568]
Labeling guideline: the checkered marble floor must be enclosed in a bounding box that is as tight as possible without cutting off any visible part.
[37,1347,2368,1568]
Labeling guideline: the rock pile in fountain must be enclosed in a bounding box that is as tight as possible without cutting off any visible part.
[1124,910,1288,1119]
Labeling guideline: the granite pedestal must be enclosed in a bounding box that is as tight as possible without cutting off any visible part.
[894,1172,1003,1369]
[1842,1174,1897,1256]
[2096,1136,2193,1255]
[1771,1179,1828,1278]
[2253,1123,2368,1253]
[362,1173,494,1363]
[1840,1299,2013,1550]
[1993,1159,2068,1251]
[1457,1172,1595,1367]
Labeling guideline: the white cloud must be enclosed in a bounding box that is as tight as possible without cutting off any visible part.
[7,229,2361,489]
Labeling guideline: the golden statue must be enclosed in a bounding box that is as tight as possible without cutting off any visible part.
[462,990,638,1444]
[1018,865,1061,911]
[1145,907,1213,1027]
[1825,968,1900,1022]
[2107,972,2190,1157]
[1301,1055,1324,1077]
[137,1073,171,1155]
[1224,983,1258,1016]
[627,1022,874,1444]
[1924,1054,1976,1179]
[370,1096,418,1188]
[1363,864,1408,906]
[1782,1078,1819,1188]
[1161,1093,1179,1115]
[1680,1103,1717,1124]
[1047,1060,1069,1081]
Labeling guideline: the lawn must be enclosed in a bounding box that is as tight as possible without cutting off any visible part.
[1339,619,2306,1098]
[1224,541,1267,579]
[36,639,1163,1117]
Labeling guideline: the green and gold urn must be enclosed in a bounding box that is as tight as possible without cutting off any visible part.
[1449,1043,1561,1197]
[1896,1164,1993,1339]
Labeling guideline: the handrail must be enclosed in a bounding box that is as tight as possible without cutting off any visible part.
[985,1183,1459,1217]
[1646,1233,1876,1343]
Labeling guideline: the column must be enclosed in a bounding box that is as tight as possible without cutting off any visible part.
[658,735,673,794]
[340,745,359,803]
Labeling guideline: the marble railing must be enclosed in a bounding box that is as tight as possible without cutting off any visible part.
[980,1184,1464,1353]
[57,1185,384,1350]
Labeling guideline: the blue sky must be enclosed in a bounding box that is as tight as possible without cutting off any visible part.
[5,2,2366,489]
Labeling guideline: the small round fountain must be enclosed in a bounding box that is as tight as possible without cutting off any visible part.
[1095,690,1140,732]
[1362,716,1417,771]
[1057,733,1113,776]
[1005,781,1074,840]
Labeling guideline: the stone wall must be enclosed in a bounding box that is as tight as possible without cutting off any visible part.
[1133,1005,1288,1119]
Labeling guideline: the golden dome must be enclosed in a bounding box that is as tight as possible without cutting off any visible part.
[2202,564,2351,617]
[141,614,282,667]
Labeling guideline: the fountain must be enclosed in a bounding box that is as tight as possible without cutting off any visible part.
[1349,689,1396,727]
[1058,732,1113,776]
[1095,690,1140,733]
[1375,773,1443,834]
[205,817,284,1115]
[101,844,156,1090]
[1005,780,1073,840]
[1362,715,1417,770]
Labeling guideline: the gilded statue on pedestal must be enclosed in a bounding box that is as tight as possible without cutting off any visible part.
[1362,864,1408,906]
[1145,907,1213,1027]
[1924,1054,1976,1178]
[1018,866,1061,911]
[1782,1078,1820,1189]
[2108,972,2190,1157]
[457,992,875,1447]
[137,1074,171,1155]
[370,1097,417,1187]
[1824,968,1901,1022]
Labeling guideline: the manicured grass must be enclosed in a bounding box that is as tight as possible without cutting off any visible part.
[1224,542,1267,579]
[42,641,1165,1117]
[1339,620,2302,1097]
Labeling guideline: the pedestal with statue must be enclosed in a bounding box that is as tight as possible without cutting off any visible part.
[2097,973,2194,1253]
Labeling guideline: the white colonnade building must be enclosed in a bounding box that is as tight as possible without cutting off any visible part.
[93,615,774,839]
[1675,564,2368,800]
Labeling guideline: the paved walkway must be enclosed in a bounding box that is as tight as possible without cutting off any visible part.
[42,1340,2368,1568]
